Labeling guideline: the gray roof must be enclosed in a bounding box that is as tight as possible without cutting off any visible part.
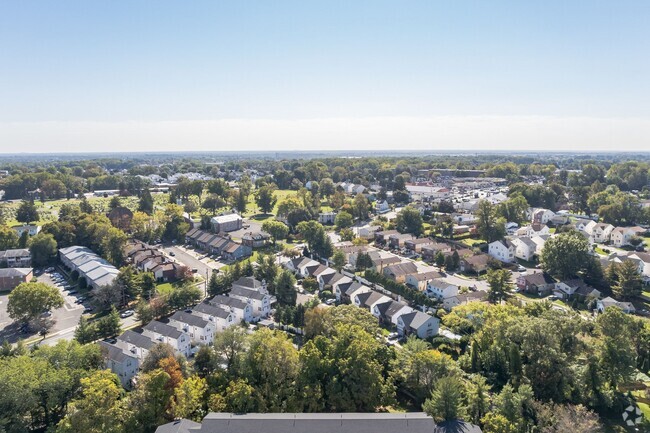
[400,311,437,330]
[169,311,210,328]
[0,248,30,258]
[229,285,267,301]
[117,330,155,350]
[433,420,484,433]
[155,419,202,433]
[143,320,184,339]
[0,268,32,277]
[385,301,410,319]
[99,341,137,364]
[209,295,249,311]
[193,302,233,319]
[232,276,262,289]
[188,412,442,433]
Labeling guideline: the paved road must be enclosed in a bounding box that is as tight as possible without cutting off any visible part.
[162,245,224,280]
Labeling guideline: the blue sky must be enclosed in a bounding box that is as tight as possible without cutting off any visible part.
[1,1,649,152]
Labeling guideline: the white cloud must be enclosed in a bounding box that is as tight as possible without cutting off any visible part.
[0,115,648,153]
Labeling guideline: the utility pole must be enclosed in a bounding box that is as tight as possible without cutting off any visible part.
[205,269,209,299]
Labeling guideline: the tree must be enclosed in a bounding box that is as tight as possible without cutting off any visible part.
[7,282,64,323]
[255,185,277,214]
[56,370,126,433]
[29,232,58,266]
[486,269,513,303]
[225,379,256,413]
[170,375,207,422]
[395,206,424,236]
[335,211,354,230]
[352,194,369,220]
[476,200,506,242]
[235,189,247,214]
[101,227,127,266]
[540,230,591,279]
[611,259,642,300]
[141,343,177,372]
[262,220,289,245]
[139,188,154,214]
[466,375,490,424]
[16,200,39,223]
[422,375,466,422]
[274,269,297,306]
[201,194,226,215]
[127,369,174,432]
[0,225,19,250]
[213,326,248,373]
[96,306,122,338]
[332,249,346,272]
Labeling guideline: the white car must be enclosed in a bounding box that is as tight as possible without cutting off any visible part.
[120,310,135,318]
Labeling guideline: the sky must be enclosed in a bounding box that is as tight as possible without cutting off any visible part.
[0,1,649,153]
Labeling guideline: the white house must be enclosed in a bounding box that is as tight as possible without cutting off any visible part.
[584,221,614,243]
[116,330,155,361]
[210,213,243,233]
[611,226,646,247]
[511,237,537,262]
[229,278,272,319]
[338,281,372,303]
[207,295,252,324]
[142,321,191,357]
[99,342,140,389]
[516,224,550,238]
[531,208,555,225]
[318,212,337,225]
[169,311,216,345]
[488,239,516,263]
[397,311,439,339]
[443,291,489,311]
[597,297,636,314]
[426,279,459,300]
[375,200,390,214]
[285,257,320,278]
[13,224,41,237]
[405,270,443,291]
[353,290,391,311]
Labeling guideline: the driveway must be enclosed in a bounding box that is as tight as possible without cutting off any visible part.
[163,245,225,280]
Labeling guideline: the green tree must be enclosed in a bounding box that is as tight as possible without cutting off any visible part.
[7,282,64,323]
[16,200,39,223]
[101,227,127,266]
[422,375,466,422]
[612,259,642,300]
[139,188,154,214]
[335,211,354,230]
[29,232,58,266]
[56,370,127,433]
[395,206,424,236]
[540,230,591,279]
[225,379,256,413]
[201,194,226,215]
[274,269,297,306]
[74,316,97,344]
[352,194,369,220]
[255,185,277,214]
[213,325,248,374]
[0,225,19,250]
[476,200,506,242]
[331,249,346,272]
[235,189,247,214]
[262,219,289,245]
[127,369,174,432]
[486,269,513,303]
[355,251,373,271]
[18,230,29,248]
[170,375,207,422]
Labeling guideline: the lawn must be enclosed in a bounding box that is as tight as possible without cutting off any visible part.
[155,282,176,296]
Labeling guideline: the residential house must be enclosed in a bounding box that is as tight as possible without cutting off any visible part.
[406,270,444,291]
[511,237,537,262]
[241,231,271,249]
[318,212,337,225]
[337,281,372,304]
[285,257,320,278]
[353,290,392,311]
[142,321,191,357]
[221,241,252,261]
[421,242,453,262]
[210,213,243,233]
[320,271,353,293]
[375,200,390,214]
[516,224,550,238]
[12,224,41,237]
[426,279,459,300]
[383,261,419,283]
[611,226,646,247]
[389,233,415,249]
[459,254,490,274]
[367,251,402,272]
[443,290,489,311]
[597,297,636,314]
[404,238,435,253]
[0,248,31,267]
[516,271,555,295]
[207,295,253,323]
[59,245,119,290]
[555,279,601,301]
[584,222,615,244]
[169,311,216,345]
[397,311,440,339]
[229,277,272,319]
[0,268,33,290]
[151,262,185,282]
[488,239,516,263]
[99,341,139,389]
[116,330,155,361]
[531,208,555,225]
[374,230,399,245]
[192,296,237,333]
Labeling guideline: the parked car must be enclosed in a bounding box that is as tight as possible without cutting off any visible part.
[120,310,135,318]
[83,307,94,314]
[68,290,78,295]
[517,265,526,272]
[169,251,176,256]
[325,299,336,305]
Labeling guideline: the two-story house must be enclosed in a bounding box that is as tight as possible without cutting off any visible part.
[142,321,191,357]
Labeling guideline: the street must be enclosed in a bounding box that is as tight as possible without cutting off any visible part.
[162,244,225,281]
